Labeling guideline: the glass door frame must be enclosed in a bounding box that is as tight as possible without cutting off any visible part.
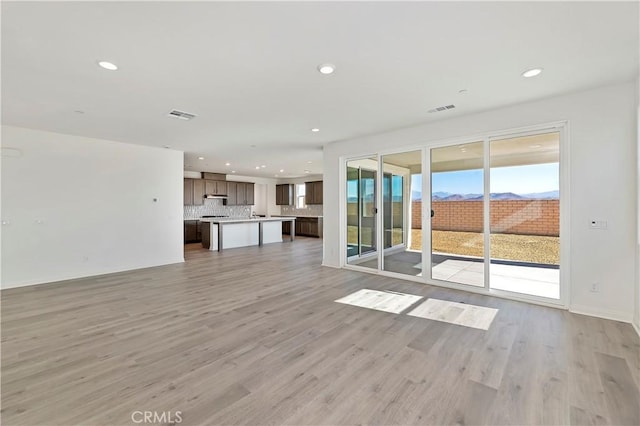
[340,121,569,309]
[344,155,382,271]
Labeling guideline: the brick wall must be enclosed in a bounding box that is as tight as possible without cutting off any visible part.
[412,199,559,236]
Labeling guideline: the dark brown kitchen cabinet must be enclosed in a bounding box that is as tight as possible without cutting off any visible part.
[226,182,237,205]
[239,182,254,205]
[184,178,205,205]
[184,220,201,243]
[205,180,227,196]
[276,184,293,205]
[305,181,323,205]
[246,183,255,205]
[282,220,291,235]
[192,179,205,205]
[285,216,323,237]
[184,179,193,205]
[225,182,255,205]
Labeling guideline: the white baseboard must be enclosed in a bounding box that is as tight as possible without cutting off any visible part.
[569,304,633,323]
[321,262,341,269]
[1,258,185,290]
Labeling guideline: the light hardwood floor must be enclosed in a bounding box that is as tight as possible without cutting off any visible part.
[2,237,639,425]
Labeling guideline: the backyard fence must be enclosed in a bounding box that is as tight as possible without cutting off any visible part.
[412,199,559,236]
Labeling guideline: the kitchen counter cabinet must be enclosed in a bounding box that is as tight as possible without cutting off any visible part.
[201,217,296,251]
[184,220,202,243]
[283,216,323,238]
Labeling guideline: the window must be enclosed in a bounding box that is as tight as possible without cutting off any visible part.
[296,183,306,208]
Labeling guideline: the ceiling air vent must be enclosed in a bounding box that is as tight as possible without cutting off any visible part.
[168,109,196,120]
[428,104,456,113]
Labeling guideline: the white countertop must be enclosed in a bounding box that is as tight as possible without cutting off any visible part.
[199,217,296,224]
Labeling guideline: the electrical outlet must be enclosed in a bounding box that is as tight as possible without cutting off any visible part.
[590,282,600,292]
[589,220,607,230]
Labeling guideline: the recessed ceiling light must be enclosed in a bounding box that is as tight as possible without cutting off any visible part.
[231,170,236,173]
[261,165,266,168]
[458,89,468,94]
[98,61,118,71]
[279,169,284,173]
[311,128,320,132]
[522,68,543,78]
[198,157,204,160]
[304,170,310,174]
[530,144,542,148]
[317,63,335,74]
[225,162,231,166]
[255,166,260,170]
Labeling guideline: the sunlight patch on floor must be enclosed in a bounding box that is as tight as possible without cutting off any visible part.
[334,289,423,314]
[407,298,498,330]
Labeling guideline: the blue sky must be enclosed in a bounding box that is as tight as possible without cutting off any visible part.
[412,163,559,195]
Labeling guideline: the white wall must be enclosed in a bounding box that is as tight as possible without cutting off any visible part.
[324,81,637,322]
[1,126,184,289]
[636,76,640,334]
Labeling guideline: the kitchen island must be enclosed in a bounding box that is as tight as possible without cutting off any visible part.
[200,217,296,252]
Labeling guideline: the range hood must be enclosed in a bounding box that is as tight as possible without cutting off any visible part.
[204,194,227,199]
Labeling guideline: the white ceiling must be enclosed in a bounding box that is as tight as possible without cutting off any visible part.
[2,2,638,178]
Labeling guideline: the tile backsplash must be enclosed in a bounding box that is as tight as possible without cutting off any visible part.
[281,204,324,217]
[184,199,251,219]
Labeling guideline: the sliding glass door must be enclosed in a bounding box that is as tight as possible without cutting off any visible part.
[430,142,485,287]
[427,130,561,301]
[346,158,378,269]
[343,126,563,304]
[488,132,560,299]
[382,150,422,277]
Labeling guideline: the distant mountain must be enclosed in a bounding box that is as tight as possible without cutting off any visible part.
[490,192,525,200]
[441,194,468,201]
[412,191,423,201]
[522,190,559,199]
[432,191,451,198]
[430,191,557,201]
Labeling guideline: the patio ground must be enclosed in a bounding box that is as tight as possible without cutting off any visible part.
[412,230,559,265]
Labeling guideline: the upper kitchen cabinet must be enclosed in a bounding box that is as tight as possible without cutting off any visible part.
[245,183,255,205]
[184,179,193,205]
[184,178,205,206]
[192,179,205,205]
[226,182,237,205]
[205,180,227,196]
[236,182,255,205]
[305,181,323,204]
[276,184,293,205]
[224,181,255,206]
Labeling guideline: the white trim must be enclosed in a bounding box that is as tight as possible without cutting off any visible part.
[633,321,640,338]
[570,305,633,324]
[423,147,431,283]
[321,262,341,269]
[483,137,491,290]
